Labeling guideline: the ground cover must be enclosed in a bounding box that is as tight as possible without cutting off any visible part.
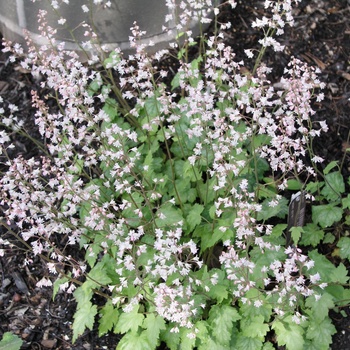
[0,0,349,349]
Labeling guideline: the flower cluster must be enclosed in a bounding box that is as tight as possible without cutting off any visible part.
[0,0,331,346]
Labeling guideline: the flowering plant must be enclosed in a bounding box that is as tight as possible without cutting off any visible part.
[1,0,349,349]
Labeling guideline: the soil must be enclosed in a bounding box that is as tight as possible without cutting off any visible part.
[0,0,349,349]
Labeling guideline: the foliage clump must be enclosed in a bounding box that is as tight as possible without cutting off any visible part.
[1,1,349,349]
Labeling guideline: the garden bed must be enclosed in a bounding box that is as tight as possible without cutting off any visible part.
[0,0,350,349]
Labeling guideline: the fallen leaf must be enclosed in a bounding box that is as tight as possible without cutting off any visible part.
[41,339,57,349]
[0,80,9,93]
[12,271,29,294]
[339,71,350,81]
[14,65,31,74]
[14,306,29,316]
[304,52,327,70]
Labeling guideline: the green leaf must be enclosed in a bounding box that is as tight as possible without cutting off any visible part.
[331,263,349,284]
[208,304,241,346]
[102,98,119,121]
[205,269,229,303]
[195,320,210,348]
[307,250,337,282]
[186,204,204,233]
[306,181,323,194]
[87,261,113,286]
[98,299,119,336]
[160,326,181,350]
[115,306,144,334]
[80,201,92,225]
[183,160,201,182]
[290,226,303,246]
[321,172,344,201]
[74,284,93,307]
[257,183,278,200]
[342,194,350,209]
[323,161,339,175]
[88,79,101,96]
[299,223,324,247]
[236,335,263,350]
[0,332,23,350]
[72,302,98,342]
[253,155,270,180]
[103,50,121,69]
[171,71,181,90]
[144,94,161,119]
[155,203,184,228]
[239,289,272,322]
[143,314,166,348]
[306,317,336,348]
[257,196,288,221]
[53,275,69,300]
[197,178,216,204]
[325,285,350,307]
[207,282,229,303]
[201,226,230,251]
[305,293,334,322]
[241,315,269,340]
[271,223,288,238]
[303,340,327,350]
[312,204,343,228]
[116,331,152,350]
[337,237,350,260]
[262,343,275,350]
[250,247,286,289]
[272,317,304,350]
[323,232,335,244]
[179,328,196,350]
[198,337,228,350]
[172,178,193,204]
[287,179,302,190]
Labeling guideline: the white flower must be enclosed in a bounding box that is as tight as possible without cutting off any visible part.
[51,0,59,9]
[244,49,254,58]
[254,300,263,308]
[36,277,53,288]
[310,273,321,284]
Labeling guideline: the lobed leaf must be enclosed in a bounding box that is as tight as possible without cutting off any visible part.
[186,204,204,233]
[114,306,144,334]
[321,171,345,201]
[98,299,119,336]
[208,304,241,346]
[257,196,288,221]
[299,223,324,247]
[239,289,272,322]
[337,236,350,260]
[312,204,343,228]
[306,316,336,349]
[142,314,166,349]
[0,332,23,350]
[116,331,152,350]
[240,315,269,341]
[72,302,98,342]
[155,203,184,228]
[331,263,349,284]
[308,250,338,282]
[235,335,263,350]
[305,293,335,323]
[272,317,304,350]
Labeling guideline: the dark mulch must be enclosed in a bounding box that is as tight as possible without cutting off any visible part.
[0,0,349,349]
